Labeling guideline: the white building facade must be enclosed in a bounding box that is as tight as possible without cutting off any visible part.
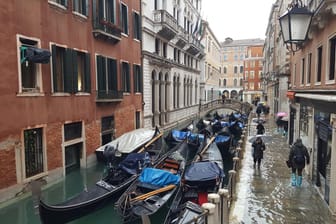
[141,0,204,130]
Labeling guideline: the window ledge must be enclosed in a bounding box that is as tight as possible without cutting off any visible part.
[325,80,335,85]
[75,92,90,96]
[23,172,48,184]
[51,93,71,97]
[72,11,88,21]
[48,1,67,11]
[123,92,130,96]
[17,92,45,97]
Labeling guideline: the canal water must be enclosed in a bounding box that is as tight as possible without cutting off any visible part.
[0,156,233,224]
[0,109,235,224]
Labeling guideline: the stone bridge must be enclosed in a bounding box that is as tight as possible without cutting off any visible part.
[199,99,252,118]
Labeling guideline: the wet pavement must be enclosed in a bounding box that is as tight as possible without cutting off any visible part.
[229,114,336,224]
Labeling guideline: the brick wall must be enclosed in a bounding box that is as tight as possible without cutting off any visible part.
[0,136,18,188]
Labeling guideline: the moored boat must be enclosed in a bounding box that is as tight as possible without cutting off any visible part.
[95,127,160,163]
[163,138,225,224]
[39,130,164,224]
[115,138,204,223]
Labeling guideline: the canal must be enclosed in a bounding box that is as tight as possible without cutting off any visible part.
[0,109,235,224]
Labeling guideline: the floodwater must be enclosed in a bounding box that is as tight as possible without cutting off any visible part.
[230,114,335,224]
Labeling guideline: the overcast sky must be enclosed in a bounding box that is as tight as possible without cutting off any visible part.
[202,0,276,41]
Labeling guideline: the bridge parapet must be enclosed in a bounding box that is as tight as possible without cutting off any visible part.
[199,99,252,117]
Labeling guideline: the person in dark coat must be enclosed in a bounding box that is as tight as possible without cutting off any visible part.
[288,138,310,187]
[256,122,265,135]
[252,137,266,168]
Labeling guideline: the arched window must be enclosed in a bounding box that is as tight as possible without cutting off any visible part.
[151,71,156,127]
[159,72,163,125]
[184,77,187,106]
[165,73,169,123]
[177,76,180,108]
[173,75,176,108]
[240,78,243,86]
[195,79,198,103]
[224,79,227,86]
[234,79,237,87]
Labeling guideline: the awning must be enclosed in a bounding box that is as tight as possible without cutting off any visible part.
[20,46,51,64]
[286,91,295,100]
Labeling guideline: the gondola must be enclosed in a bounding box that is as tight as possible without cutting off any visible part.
[164,122,195,148]
[164,137,225,224]
[115,138,204,223]
[39,130,164,224]
[95,127,160,163]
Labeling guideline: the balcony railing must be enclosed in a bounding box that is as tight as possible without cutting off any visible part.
[175,26,188,48]
[153,10,178,40]
[96,90,123,102]
[186,34,204,55]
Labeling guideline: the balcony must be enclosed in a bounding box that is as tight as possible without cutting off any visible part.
[186,34,204,55]
[175,26,188,48]
[96,90,123,103]
[153,10,178,41]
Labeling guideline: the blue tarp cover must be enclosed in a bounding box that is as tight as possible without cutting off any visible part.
[139,168,180,187]
[188,133,205,143]
[184,161,223,182]
[172,130,190,141]
[220,121,230,127]
[215,135,230,143]
[119,152,150,175]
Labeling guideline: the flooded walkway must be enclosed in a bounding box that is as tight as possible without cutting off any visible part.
[229,114,335,224]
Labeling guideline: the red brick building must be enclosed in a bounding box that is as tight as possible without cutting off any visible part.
[243,45,264,103]
[0,0,142,201]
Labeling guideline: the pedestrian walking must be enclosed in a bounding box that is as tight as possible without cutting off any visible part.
[256,122,265,135]
[256,105,262,120]
[287,138,310,187]
[252,137,266,169]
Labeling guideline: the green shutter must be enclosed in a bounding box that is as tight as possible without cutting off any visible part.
[111,59,117,91]
[64,49,74,93]
[84,53,91,93]
[52,45,58,92]
[83,0,88,16]
[72,50,78,93]
[97,55,106,92]
[98,0,104,23]
[139,65,143,93]
[133,64,136,92]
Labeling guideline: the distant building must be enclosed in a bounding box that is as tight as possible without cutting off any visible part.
[0,0,142,202]
[201,21,222,102]
[220,38,264,101]
[243,45,264,104]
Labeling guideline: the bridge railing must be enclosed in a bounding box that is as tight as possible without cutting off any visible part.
[199,99,252,115]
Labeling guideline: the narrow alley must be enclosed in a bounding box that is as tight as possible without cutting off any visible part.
[229,114,335,224]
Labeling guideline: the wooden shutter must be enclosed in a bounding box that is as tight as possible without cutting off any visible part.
[84,53,91,93]
[72,50,78,93]
[51,45,58,92]
[64,49,74,93]
[97,55,106,92]
[108,58,118,91]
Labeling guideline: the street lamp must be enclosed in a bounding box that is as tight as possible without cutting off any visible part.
[279,0,313,52]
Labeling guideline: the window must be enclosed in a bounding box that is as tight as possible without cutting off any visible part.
[73,0,88,16]
[223,67,227,74]
[133,64,142,93]
[24,128,44,178]
[224,79,227,86]
[64,122,82,141]
[234,79,237,87]
[64,122,83,174]
[155,38,160,54]
[96,55,118,96]
[101,116,115,145]
[174,48,177,61]
[234,66,238,74]
[18,37,42,93]
[100,0,116,24]
[301,58,305,85]
[240,78,243,86]
[317,46,323,83]
[307,53,312,84]
[240,65,244,73]
[328,36,336,81]
[49,0,68,7]
[52,45,91,93]
[121,3,128,35]
[135,111,141,129]
[154,0,158,10]
[133,12,141,40]
[121,62,130,93]
[163,42,167,58]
